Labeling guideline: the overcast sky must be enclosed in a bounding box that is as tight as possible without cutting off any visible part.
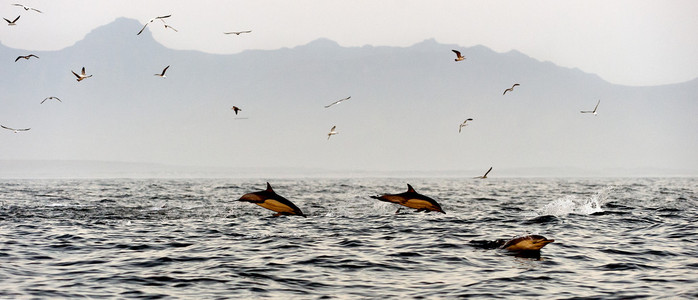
[1,0,696,86]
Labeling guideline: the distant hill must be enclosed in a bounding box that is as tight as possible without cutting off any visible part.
[0,18,696,178]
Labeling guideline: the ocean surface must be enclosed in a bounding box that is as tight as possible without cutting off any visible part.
[0,177,696,299]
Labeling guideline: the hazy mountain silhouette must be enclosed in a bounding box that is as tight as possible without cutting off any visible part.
[1,18,696,177]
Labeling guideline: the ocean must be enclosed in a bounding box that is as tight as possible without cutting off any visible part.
[0,177,696,299]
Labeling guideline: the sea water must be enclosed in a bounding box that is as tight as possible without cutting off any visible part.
[0,177,696,298]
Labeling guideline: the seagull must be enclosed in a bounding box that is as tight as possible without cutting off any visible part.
[4,16,20,26]
[1,125,30,133]
[11,4,42,13]
[154,65,169,78]
[580,100,601,116]
[71,67,92,82]
[224,30,251,35]
[231,106,242,115]
[459,118,474,133]
[15,54,39,62]
[452,49,466,62]
[324,96,351,108]
[40,96,61,104]
[327,125,338,140]
[474,167,493,179]
[137,15,171,35]
[503,83,520,95]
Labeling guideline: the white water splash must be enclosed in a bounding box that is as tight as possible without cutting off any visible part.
[539,189,608,216]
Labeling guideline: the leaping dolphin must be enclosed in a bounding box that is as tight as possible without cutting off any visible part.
[371,184,445,214]
[238,182,305,217]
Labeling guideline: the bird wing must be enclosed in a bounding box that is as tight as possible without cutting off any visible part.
[580,111,592,113]
[3,18,10,23]
[483,167,493,177]
[156,15,171,19]
[162,65,170,75]
[165,25,178,32]
[503,89,509,95]
[81,67,86,75]
[324,100,339,108]
[324,96,350,108]
[592,100,600,112]
[41,97,61,104]
[29,54,38,59]
[12,15,20,22]
[14,56,22,62]
[137,22,149,35]
[452,49,462,57]
[0,125,27,131]
[71,70,81,79]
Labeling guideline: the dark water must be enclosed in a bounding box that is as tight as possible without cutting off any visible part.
[1,178,696,299]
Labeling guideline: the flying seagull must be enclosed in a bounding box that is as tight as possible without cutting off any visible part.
[231,106,242,115]
[503,83,520,95]
[40,96,61,104]
[224,30,251,35]
[137,15,171,35]
[71,67,92,82]
[327,125,338,140]
[580,100,601,116]
[452,49,466,62]
[1,125,30,133]
[154,65,170,78]
[4,16,20,26]
[15,54,39,62]
[474,167,493,179]
[11,4,42,13]
[459,118,474,133]
[324,96,351,108]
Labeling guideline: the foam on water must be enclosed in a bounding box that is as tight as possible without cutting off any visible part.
[538,188,609,216]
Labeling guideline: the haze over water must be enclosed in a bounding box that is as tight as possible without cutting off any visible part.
[1,177,696,298]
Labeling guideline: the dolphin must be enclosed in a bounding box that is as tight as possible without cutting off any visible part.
[238,182,305,217]
[468,235,555,258]
[370,184,445,214]
[499,235,555,251]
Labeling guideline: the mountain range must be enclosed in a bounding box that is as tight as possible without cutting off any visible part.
[1,17,696,178]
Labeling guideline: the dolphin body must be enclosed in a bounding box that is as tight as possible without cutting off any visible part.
[238,182,305,217]
[468,235,555,258]
[371,184,445,214]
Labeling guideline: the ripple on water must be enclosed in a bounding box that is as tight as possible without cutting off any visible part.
[0,178,695,299]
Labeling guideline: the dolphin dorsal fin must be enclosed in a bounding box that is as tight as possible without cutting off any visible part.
[406,184,415,193]
[266,182,273,192]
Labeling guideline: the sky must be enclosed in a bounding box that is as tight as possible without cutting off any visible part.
[1,0,697,87]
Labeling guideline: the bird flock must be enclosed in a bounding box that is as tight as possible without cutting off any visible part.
[2,4,602,182]
[1,6,254,133]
